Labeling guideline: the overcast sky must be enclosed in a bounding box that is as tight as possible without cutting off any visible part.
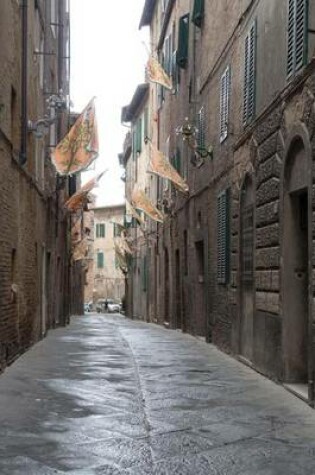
[70,0,148,206]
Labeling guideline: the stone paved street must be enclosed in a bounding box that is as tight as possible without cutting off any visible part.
[0,314,315,474]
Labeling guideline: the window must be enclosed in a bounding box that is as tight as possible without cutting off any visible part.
[217,189,230,284]
[96,223,105,238]
[287,0,308,77]
[192,0,204,27]
[50,0,57,37]
[144,108,149,142]
[113,223,122,237]
[243,20,257,126]
[136,118,142,154]
[196,107,205,151]
[172,147,182,174]
[132,129,137,160]
[184,230,188,275]
[97,252,104,269]
[177,14,190,69]
[220,66,230,143]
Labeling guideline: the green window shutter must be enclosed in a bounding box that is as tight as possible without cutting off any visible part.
[136,118,142,153]
[243,20,256,125]
[172,147,181,174]
[220,65,230,143]
[287,0,308,77]
[132,129,137,160]
[144,108,149,142]
[95,224,100,238]
[97,252,104,269]
[192,0,204,27]
[217,189,230,284]
[196,106,205,150]
[171,50,180,91]
[99,223,105,238]
[113,223,121,237]
[177,14,190,69]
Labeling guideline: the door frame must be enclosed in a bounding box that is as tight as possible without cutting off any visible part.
[280,123,314,403]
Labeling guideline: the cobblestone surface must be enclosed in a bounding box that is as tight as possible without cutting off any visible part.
[0,314,315,474]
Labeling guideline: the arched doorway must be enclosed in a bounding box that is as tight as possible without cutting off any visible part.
[240,174,254,361]
[283,137,309,387]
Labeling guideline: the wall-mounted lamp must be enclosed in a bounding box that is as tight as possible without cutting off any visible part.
[46,90,68,112]
[176,117,213,163]
[28,91,68,139]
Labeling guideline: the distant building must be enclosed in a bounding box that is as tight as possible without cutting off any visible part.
[85,205,125,303]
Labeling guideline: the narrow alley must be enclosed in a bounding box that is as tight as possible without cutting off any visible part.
[0,314,315,474]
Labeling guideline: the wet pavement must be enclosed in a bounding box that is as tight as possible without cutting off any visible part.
[0,314,315,474]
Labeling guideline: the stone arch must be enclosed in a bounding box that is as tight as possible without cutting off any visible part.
[281,122,312,391]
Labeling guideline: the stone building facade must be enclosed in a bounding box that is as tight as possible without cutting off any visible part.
[0,0,83,370]
[84,205,125,304]
[121,0,315,404]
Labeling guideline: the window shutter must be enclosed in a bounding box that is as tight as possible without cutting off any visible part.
[243,20,256,125]
[173,147,181,174]
[99,223,105,238]
[192,0,204,27]
[144,108,149,141]
[287,0,308,77]
[132,129,137,160]
[196,107,205,150]
[220,66,230,143]
[136,118,142,153]
[217,189,230,284]
[177,14,190,69]
[97,252,104,269]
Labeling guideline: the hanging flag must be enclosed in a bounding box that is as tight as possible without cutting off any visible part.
[72,238,89,261]
[148,145,189,194]
[125,199,145,226]
[110,221,126,237]
[147,56,173,90]
[114,236,133,255]
[52,98,99,175]
[131,188,164,223]
[65,171,106,211]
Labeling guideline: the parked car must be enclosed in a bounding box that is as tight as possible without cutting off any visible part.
[84,302,92,313]
[96,299,107,313]
[107,301,121,313]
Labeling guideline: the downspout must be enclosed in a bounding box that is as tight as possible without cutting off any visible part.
[20,0,28,165]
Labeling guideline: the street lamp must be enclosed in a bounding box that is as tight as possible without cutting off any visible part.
[175,117,213,162]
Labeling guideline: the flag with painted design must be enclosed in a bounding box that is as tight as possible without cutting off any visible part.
[52,98,99,175]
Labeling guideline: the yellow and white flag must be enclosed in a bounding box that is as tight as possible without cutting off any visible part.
[148,145,189,194]
[126,199,145,226]
[114,236,133,256]
[52,98,99,175]
[72,238,89,261]
[65,171,106,211]
[147,56,172,90]
[131,188,164,224]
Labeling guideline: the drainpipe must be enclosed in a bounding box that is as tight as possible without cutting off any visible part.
[20,0,28,165]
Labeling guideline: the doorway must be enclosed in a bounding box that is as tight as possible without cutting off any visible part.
[283,138,309,391]
[240,176,254,361]
[175,249,182,329]
[195,240,206,337]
